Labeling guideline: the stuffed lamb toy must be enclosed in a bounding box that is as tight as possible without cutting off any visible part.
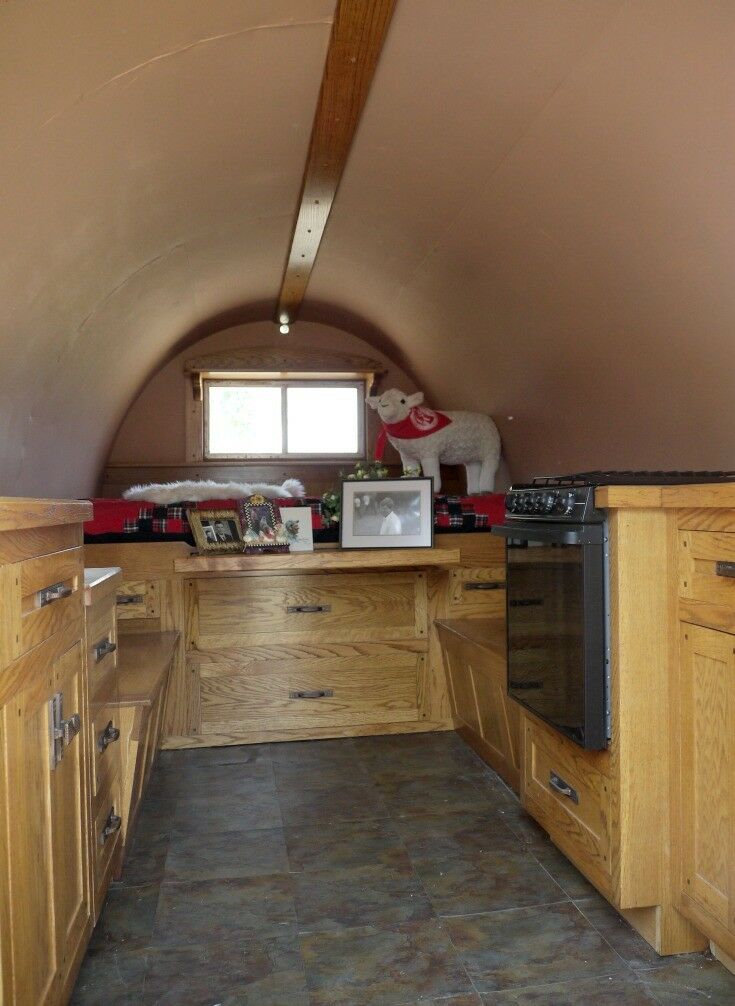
[368,389,500,494]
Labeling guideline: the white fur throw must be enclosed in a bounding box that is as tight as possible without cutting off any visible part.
[123,479,305,505]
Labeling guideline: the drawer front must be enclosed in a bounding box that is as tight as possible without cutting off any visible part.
[0,547,84,667]
[86,600,118,696]
[198,647,423,734]
[192,572,427,647]
[90,700,123,796]
[522,716,613,898]
[679,532,735,630]
[116,580,160,620]
[448,566,506,618]
[92,776,123,914]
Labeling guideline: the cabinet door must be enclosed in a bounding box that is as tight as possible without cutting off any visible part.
[0,634,91,1006]
[0,647,59,1005]
[50,639,91,993]
[679,624,735,948]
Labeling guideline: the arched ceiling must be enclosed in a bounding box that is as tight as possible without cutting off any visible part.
[2,1,735,497]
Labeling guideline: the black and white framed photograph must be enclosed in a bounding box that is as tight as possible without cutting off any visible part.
[340,478,434,549]
[187,508,245,553]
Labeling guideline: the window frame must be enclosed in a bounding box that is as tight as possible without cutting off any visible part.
[202,376,366,461]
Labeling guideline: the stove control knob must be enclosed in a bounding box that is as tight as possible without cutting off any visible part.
[543,492,556,513]
[521,492,532,512]
[555,490,576,515]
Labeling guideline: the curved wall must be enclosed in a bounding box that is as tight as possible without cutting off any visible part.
[3,2,735,497]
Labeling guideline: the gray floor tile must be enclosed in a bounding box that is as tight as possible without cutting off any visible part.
[172,789,283,834]
[294,862,434,932]
[165,826,289,881]
[285,818,410,873]
[480,973,660,1003]
[574,894,671,969]
[157,742,272,769]
[531,841,599,900]
[153,874,297,945]
[277,780,390,827]
[444,902,627,994]
[300,919,474,1006]
[89,883,160,950]
[413,848,567,917]
[635,956,735,1005]
[70,944,149,1004]
[142,934,309,1005]
[375,773,498,818]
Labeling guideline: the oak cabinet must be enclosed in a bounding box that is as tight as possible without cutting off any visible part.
[678,623,735,957]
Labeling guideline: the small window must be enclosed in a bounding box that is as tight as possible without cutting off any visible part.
[204,379,365,459]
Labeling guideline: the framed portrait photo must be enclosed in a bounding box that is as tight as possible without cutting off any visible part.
[340,477,434,549]
[187,508,244,553]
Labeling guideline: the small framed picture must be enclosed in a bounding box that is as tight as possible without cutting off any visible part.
[188,509,244,553]
[340,478,434,549]
[238,494,290,552]
[280,506,315,552]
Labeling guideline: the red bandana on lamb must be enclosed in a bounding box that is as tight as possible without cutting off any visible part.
[375,406,453,460]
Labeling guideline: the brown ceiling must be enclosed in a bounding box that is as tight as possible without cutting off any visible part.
[2,1,735,497]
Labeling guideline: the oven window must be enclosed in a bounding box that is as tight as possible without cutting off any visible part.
[506,538,586,743]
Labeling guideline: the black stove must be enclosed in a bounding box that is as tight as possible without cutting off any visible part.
[504,470,735,523]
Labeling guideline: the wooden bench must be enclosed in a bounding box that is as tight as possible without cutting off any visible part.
[115,631,178,850]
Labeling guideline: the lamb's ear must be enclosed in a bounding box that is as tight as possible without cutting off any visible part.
[406,391,424,407]
[366,395,381,410]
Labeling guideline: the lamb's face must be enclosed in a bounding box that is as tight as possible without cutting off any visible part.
[367,388,423,423]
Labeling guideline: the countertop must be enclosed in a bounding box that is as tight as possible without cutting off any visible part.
[83,566,123,606]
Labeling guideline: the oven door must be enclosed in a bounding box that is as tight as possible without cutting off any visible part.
[492,522,607,749]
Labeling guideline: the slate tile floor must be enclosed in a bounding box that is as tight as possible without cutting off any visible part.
[72,732,735,1005]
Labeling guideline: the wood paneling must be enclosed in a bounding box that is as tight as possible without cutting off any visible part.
[276,0,396,324]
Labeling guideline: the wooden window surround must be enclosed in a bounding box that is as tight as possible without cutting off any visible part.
[184,346,386,465]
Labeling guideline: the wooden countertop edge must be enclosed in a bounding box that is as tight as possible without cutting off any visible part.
[0,497,93,531]
[596,484,735,509]
[83,567,123,606]
[173,546,461,574]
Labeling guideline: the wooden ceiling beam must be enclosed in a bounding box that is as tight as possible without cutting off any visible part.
[275,0,396,328]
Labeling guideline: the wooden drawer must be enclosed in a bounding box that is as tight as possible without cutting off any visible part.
[90,699,123,796]
[678,532,735,631]
[0,547,84,669]
[198,647,423,735]
[116,580,160,621]
[448,566,506,619]
[192,572,428,647]
[522,715,613,899]
[86,601,118,698]
[92,774,123,918]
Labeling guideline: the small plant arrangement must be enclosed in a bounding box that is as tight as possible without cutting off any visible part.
[321,460,391,525]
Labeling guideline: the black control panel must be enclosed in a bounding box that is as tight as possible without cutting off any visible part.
[504,485,603,523]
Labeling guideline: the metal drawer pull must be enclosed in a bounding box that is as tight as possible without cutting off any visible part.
[94,638,117,663]
[117,593,144,605]
[100,809,122,844]
[463,581,503,591]
[38,582,73,607]
[549,771,579,804]
[289,689,334,700]
[62,713,81,746]
[716,561,735,578]
[48,692,81,768]
[286,604,332,614]
[97,720,121,753]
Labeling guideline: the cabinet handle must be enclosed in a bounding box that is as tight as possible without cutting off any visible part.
[289,689,334,700]
[97,720,121,753]
[99,809,122,844]
[715,561,735,578]
[549,771,579,804]
[286,604,332,614]
[117,593,144,605]
[463,581,503,591]
[38,582,73,607]
[48,692,81,767]
[94,638,117,663]
[62,713,81,746]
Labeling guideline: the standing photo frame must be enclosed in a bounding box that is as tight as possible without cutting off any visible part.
[187,508,245,553]
[340,477,434,549]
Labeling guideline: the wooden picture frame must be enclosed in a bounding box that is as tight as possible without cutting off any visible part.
[187,508,244,553]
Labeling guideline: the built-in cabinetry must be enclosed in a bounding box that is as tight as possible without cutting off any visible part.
[0,499,93,1006]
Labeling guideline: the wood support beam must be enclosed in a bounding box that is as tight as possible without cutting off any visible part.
[275,0,396,327]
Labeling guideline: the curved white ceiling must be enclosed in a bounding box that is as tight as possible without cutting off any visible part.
[2,1,735,496]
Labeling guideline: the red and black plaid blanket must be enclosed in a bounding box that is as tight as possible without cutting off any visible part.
[84,494,505,543]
